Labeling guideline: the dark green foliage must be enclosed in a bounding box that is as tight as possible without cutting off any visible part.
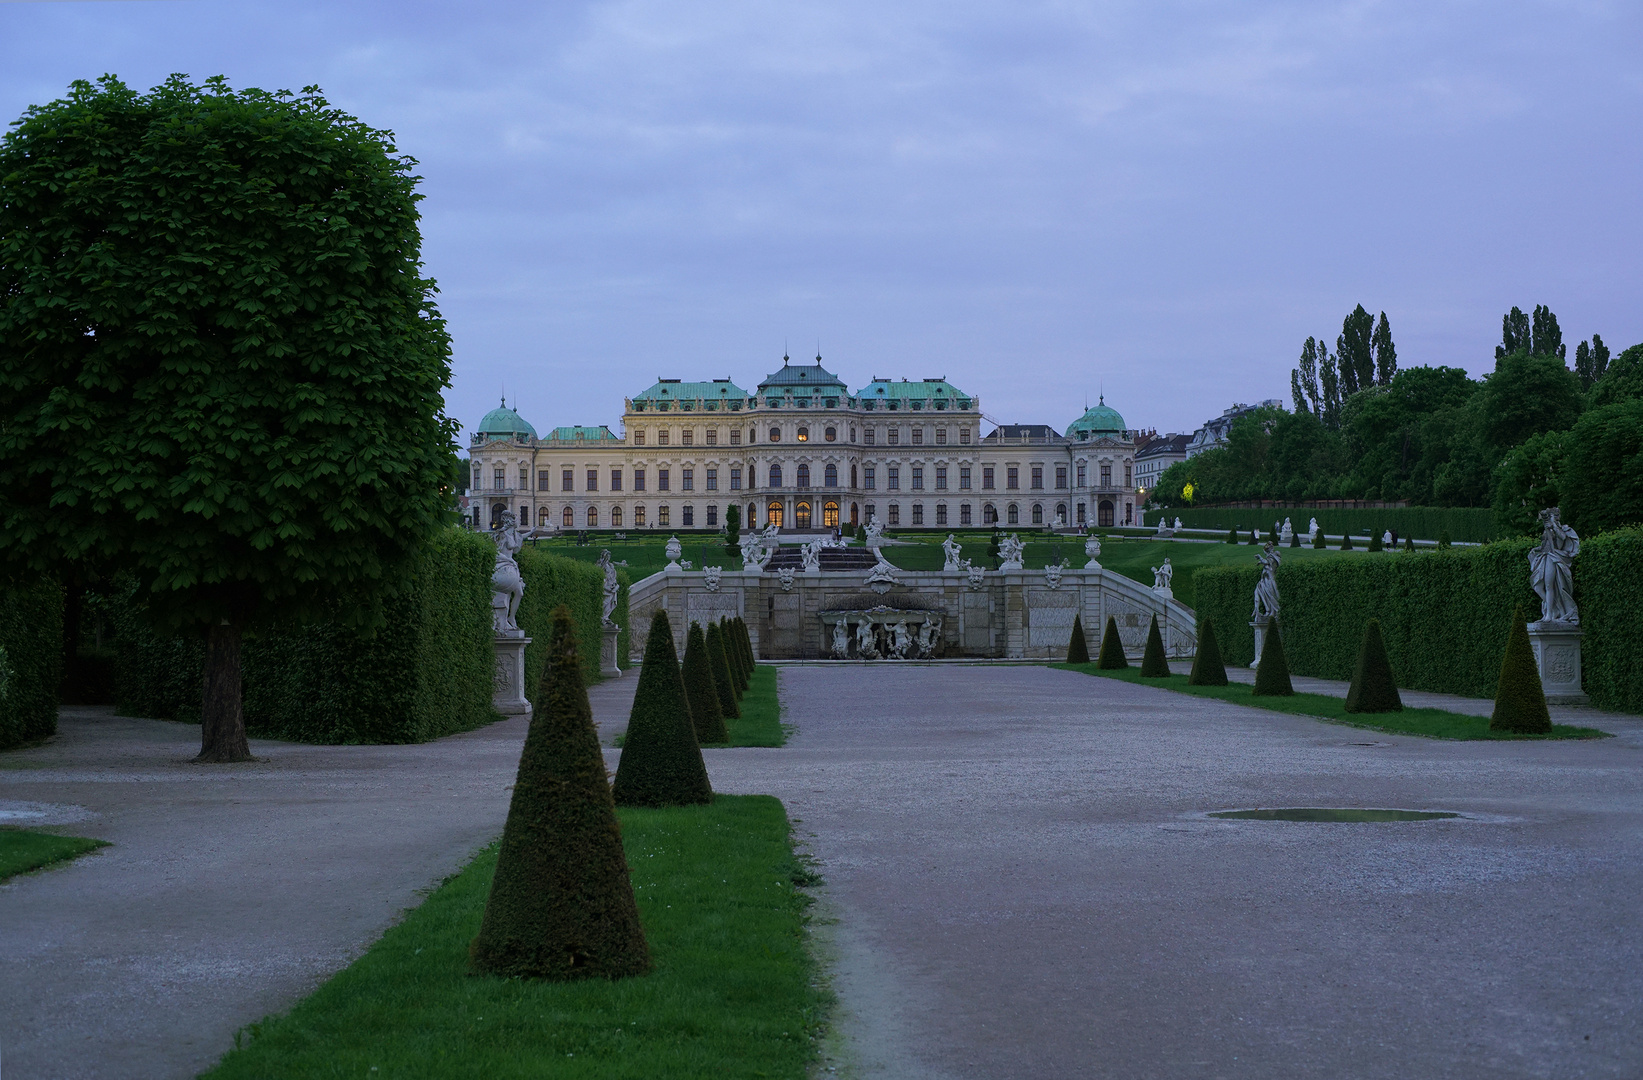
[1438,531,1452,549]
[1345,620,1403,713]
[718,619,744,695]
[1482,350,1583,456]
[0,829,107,882]
[1339,533,1353,550]
[680,623,728,745]
[1313,529,1327,549]
[612,611,711,808]
[1490,606,1551,734]
[706,622,740,721]
[737,616,756,671]
[1588,342,1643,408]
[1574,335,1610,392]
[1247,529,1260,545]
[1140,615,1169,677]
[1066,614,1090,664]
[1367,532,1383,552]
[1187,618,1228,686]
[1514,400,1643,538]
[1337,304,1376,393]
[1166,506,1497,544]
[1290,531,1301,548]
[1572,527,1643,714]
[1227,528,1239,544]
[1403,537,1415,552]
[724,504,741,557]
[1252,619,1294,696]
[1097,616,1128,669]
[470,608,650,980]
[0,579,63,749]
[518,547,630,713]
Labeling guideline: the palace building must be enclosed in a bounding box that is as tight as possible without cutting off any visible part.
[465,357,1140,534]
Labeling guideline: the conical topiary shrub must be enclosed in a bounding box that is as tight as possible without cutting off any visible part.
[1345,619,1403,713]
[470,606,651,981]
[1187,618,1228,685]
[1340,533,1354,550]
[732,616,750,679]
[1251,618,1294,696]
[612,610,713,807]
[1403,537,1415,552]
[1226,528,1238,544]
[1289,531,1301,548]
[721,618,746,694]
[1066,613,1090,664]
[1247,529,1260,545]
[1140,614,1170,677]
[1312,529,1326,549]
[680,621,728,744]
[1490,604,1551,734]
[707,622,740,719]
[1097,615,1129,669]
[1368,532,1383,552]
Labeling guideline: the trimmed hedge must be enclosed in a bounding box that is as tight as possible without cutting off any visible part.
[0,579,64,750]
[1575,526,1643,714]
[1151,506,1497,544]
[518,547,631,717]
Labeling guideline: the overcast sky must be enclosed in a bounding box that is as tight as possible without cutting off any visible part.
[3,1,1639,439]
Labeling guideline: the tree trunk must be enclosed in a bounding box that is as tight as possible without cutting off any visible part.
[196,621,251,763]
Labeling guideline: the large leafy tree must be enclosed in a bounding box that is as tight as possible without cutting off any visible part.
[0,76,458,761]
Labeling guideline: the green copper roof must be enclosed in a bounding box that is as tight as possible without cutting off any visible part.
[854,377,973,411]
[546,425,619,441]
[1065,398,1126,438]
[476,399,538,439]
[757,358,847,393]
[630,378,750,411]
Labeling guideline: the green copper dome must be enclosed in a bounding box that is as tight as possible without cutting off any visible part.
[1065,397,1126,439]
[476,398,538,440]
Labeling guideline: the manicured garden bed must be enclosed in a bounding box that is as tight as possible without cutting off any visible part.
[716,665,784,747]
[0,828,107,882]
[1055,664,1611,740]
[204,794,826,1080]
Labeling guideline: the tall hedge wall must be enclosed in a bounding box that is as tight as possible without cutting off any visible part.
[1149,506,1497,543]
[1575,526,1643,714]
[516,546,630,716]
[1195,537,1642,711]
[110,527,497,742]
[0,579,63,750]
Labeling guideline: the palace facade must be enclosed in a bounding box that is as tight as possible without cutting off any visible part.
[465,358,1140,534]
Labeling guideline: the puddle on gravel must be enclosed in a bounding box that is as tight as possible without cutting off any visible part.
[1209,807,1461,823]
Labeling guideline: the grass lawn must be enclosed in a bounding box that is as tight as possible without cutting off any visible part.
[533,537,740,580]
[1053,663,1612,740]
[204,795,826,1080]
[0,828,107,882]
[713,664,784,747]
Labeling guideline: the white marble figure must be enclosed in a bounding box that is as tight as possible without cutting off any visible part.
[1152,558,1174,592]
[917,618,941,658]
[1279,518,1294,545]
[489,511,526,635]
[778,567,795,592]
[864,515,885,548]
[1044,561,1064,589]
[801,540,823,573]
[665,535,683,569]
[891,620,912,658]
[832,619,851,658]
[1307,517,1320,541]
[967,565,987,590]
[596,548,620,626]
[1174,517,1183,531]
[856,621,878,659]
[1252,543,1281,620]
[702,565,722,592]
[1084,535,1102,569]
[1155,516,1169,536]
[998,533,1026,570]
[743,539,772,572]
[1530,507,1580,623]
[942,534,966,571]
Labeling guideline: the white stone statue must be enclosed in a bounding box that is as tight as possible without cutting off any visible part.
[998,533,1025,570]
[778,566,795,591]
[1044,561,1065,589]
[596,548,620,626]
[1155,516,1168,536]
[665,535,683,569]
[831,618,851,658]
[864,515,885,548]
[1084,535,1102,569]
[1174,517,1183,531]
[1280,518,1294,545]
[891,620,912,658]
[1252,543,1281,620]
[1530,507,1580,624]
[942,533,965,571]
[967,565,987,590]
[1307,517,1320,541]
[801,540,823,573]
[1152,557,1173,592]
[702,565,722,592]
[917,618,941,657]
[856,620,879,660]
[489,511,525,635]
[743,538,772,572]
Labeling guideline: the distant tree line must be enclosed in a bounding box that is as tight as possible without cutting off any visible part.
[1153,304,1643,537]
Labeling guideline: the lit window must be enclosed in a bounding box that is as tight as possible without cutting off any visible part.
[798,427,809,442]
[635,505,646,526]
[562,506,574,527]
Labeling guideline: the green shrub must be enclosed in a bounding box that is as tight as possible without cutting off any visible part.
[1438,531,1452,549]
[1247,529,1260,545]
[1313,530,1326,549]
[0,579,63,750]
[1066,614,1090,664]
[706,623,740,719]
[612,611,712,808]
[1368,533,1383,552]
[1403,537,1415,552]
[1226,528,1238,544]
[1345,619,1402,713]
[1490,605,1550,733]
[470,607,651,980]
[1339,533,1353,550]
[1252,619,1294,696]
[1140,615,1169,677]
[1289,531,1301,548]
[1097,616,1128,669]
[1577,526,1643,713]
[680,622,728,744]
[518,546,631,713]
[1188,618,1228,686]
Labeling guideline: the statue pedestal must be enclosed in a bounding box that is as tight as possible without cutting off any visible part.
[1527,622,1586,705]
[493,634,532,716]
[1249,616,1270,669]
[1153,587,1174,600]
[600,626,622,679]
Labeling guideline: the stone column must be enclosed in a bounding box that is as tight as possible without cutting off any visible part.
[493,634,532,716]
[1527,622,1586,705]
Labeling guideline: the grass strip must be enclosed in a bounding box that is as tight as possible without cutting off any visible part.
[204,795,826,1080]
[1053,663,1611,740]
[0,828,107,882]
[714,665,784,747]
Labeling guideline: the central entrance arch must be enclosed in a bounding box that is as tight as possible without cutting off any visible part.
[767,501,784,528]
[795,501,813,528]
[1098,499,1114,527]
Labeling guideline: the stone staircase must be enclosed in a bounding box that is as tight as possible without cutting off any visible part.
[762,546,881,572]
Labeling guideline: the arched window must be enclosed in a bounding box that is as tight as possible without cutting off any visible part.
[611,505,623,527]
[1008,503,1020,525]
[797,464,811,487]
[587,506,598,527]
[747,501,756,525]
[796,501,812,528]
[823,501,839,527]
[492,503,507,528]
[769,426,781,442]
[562,506,574,528]
[1055,503,1066,524]
[769,464,783,488]
[983,503,997,524]
[824,427,837,442]
[825,464,838,487]
[1098,499,1114,527]
[797,427,810,442]
[850,464,858,487]
[635,505,647,526]
[538,506,552,527]
[851,502,859,526]
[767,501,784,527]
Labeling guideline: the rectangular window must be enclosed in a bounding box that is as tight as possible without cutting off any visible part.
[1101,464,1112,487]
[493,468,505,491]
[960,503,973,525]
[561,469,573,492]
[634,468,646,492]
[658,469,670,492]
[682,468,693,491]
[912,428,923,445]
[634,430,645,446]
[538,469,551,491]
[865,503,876,522]
[707,504,718,527]
[658,430,669,446]
[611,469,623,491]
[864,428,875,446]
[864,467,876,490]
[912,503,924,525]
[730,428,742,445]
[683,505,694,527]
[935,467,948,490]
[1031,466,1043,490]
[936,428,948,445]
[1124,463,1132,487]
[586,469,598,492]
[706,468,718,491]
[935,503,948,525]
[888,503,900,525]
[888,428,899,446]
[730,467,743,491]
[960,428,971,445]
[983,466,995,490]
[1007,467,1019,490]
[659,505,670,526]
[912,467,924,490]
[959,467,971,490]
[706,429,717,446]
[682,429,693,446]
[887,467,900,491]
[1077,464,1086,487]
[1077,502,1087,523]
[1056,465,1068,489]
